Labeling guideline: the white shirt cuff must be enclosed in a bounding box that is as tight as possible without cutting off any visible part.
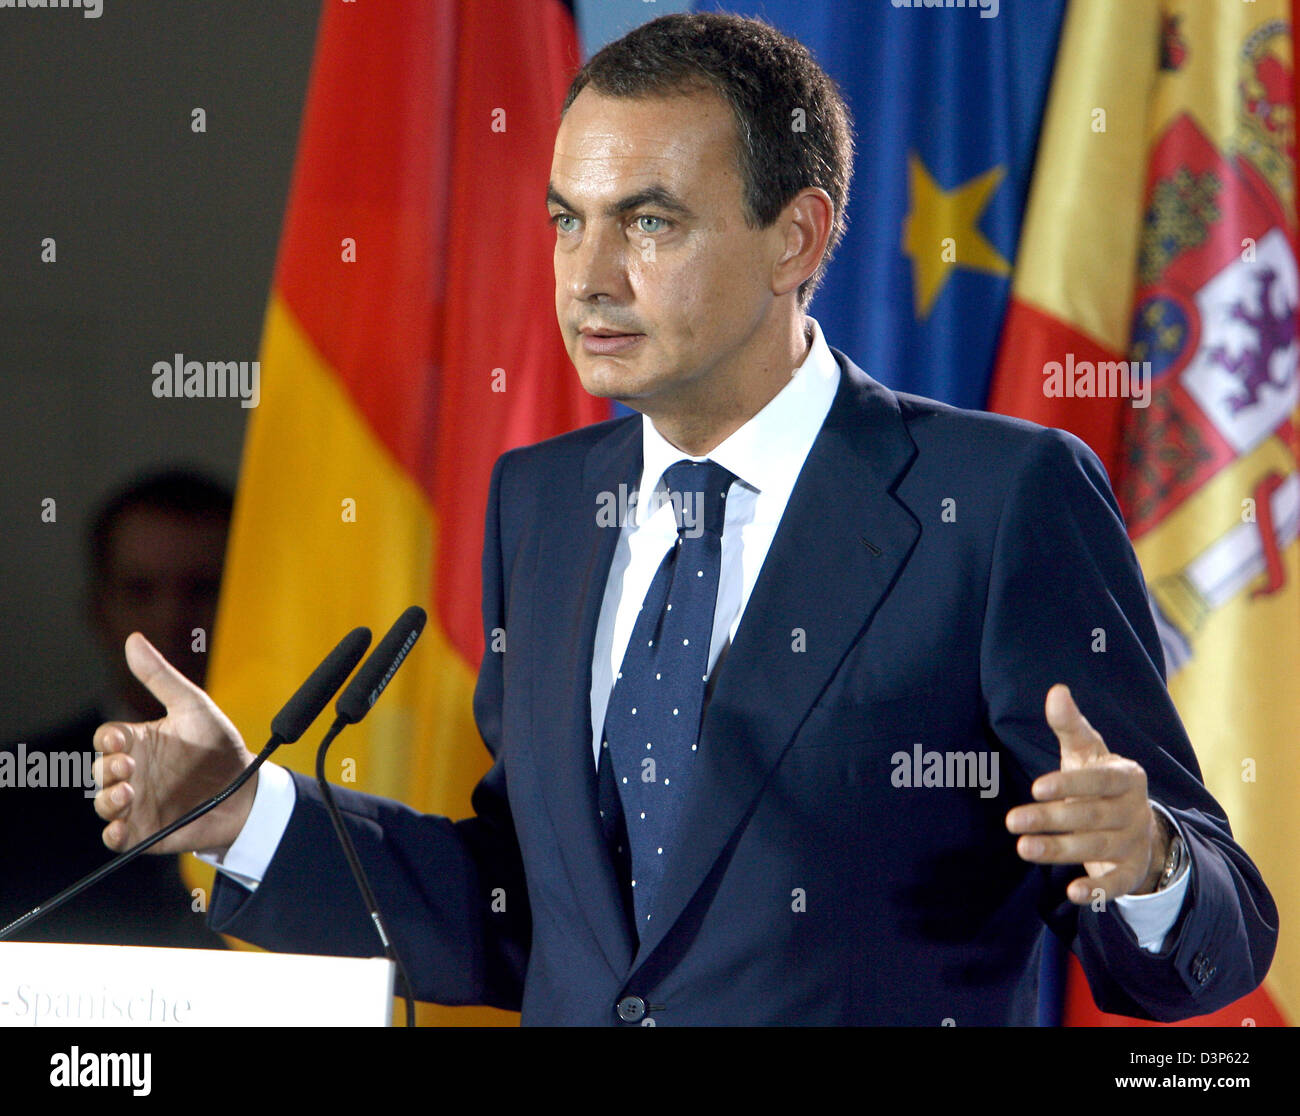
[193,760,297,893]
[1110,801,1191,953]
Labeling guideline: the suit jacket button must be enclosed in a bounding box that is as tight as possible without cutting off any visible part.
[616,996,647,1023]
[1191,952,1216,986]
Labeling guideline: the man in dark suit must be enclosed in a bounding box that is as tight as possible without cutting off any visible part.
[91,13,1276,1024]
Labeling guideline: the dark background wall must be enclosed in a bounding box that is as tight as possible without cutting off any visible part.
[0,2,321,741]
[0,0,689,744]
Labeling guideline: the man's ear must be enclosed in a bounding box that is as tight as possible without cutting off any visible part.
[771,187,834,298]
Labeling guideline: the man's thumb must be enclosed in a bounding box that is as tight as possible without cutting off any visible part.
[1045,683,1107,761]
[124,632,200,711]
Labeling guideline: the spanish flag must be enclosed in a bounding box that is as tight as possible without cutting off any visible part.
[989,0,1297,1025]
[193,0,605,1025]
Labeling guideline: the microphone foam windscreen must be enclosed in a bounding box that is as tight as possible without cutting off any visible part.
[270,626,372,742]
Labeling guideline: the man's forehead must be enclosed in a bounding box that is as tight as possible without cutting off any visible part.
[550,88,737,185]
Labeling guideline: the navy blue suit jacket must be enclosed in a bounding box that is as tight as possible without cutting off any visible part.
[210,352,1277,1025]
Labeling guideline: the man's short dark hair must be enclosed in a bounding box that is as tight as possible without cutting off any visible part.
[89,468,233,581]
[562,12,855,310]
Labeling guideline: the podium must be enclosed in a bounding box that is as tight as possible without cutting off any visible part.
[0,942,394,1026]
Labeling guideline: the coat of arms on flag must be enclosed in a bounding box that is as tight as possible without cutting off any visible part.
[988,1,1296,1025]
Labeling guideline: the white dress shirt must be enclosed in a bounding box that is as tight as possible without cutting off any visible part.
[199,316,1188,949]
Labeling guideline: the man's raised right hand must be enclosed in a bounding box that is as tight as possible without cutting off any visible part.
[93,632,258,857]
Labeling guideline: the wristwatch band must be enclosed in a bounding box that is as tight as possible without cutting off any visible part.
[1157,831,1186,891]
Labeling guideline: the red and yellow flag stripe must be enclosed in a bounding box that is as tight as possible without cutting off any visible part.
[193,0,606,1026]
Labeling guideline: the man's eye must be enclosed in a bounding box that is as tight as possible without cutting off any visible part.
[635,215,669,234]
[550,213,577,233]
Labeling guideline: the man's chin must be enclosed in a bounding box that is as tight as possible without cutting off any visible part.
[574,355,653,404]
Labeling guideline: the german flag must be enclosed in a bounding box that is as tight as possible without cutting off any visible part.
[193,0,605,1025]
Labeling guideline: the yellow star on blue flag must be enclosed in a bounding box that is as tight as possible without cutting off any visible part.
[903,153,1011,319]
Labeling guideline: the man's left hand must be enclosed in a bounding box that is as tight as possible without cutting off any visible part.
[1005,684,1169,905]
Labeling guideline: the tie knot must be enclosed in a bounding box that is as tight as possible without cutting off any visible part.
[662,459,735,537]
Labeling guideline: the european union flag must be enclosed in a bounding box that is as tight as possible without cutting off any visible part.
[695,0,1067,408]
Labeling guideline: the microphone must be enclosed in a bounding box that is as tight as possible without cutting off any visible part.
[335,605,427,724]
[312,606,426,1026]
[0,626,373,942]
[272,626,375,742]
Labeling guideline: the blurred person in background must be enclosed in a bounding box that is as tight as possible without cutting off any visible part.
[0,468,231,948]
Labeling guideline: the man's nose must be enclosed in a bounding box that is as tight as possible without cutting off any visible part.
[566,222,629,302]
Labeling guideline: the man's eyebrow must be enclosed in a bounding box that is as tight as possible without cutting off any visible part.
[546,182,694,219]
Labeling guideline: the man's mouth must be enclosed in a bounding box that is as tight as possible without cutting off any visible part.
[579,328,645,355]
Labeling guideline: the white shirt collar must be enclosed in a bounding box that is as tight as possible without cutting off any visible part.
[637,316,841,515]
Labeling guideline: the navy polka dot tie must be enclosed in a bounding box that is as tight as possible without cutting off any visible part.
[598,459,736,930]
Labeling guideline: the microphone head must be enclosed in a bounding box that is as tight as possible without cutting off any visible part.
[336,606,427,724]
[270,627,372,743]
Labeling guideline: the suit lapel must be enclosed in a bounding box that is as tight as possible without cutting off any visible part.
[529,416,642,977]
[630,354,921,969]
